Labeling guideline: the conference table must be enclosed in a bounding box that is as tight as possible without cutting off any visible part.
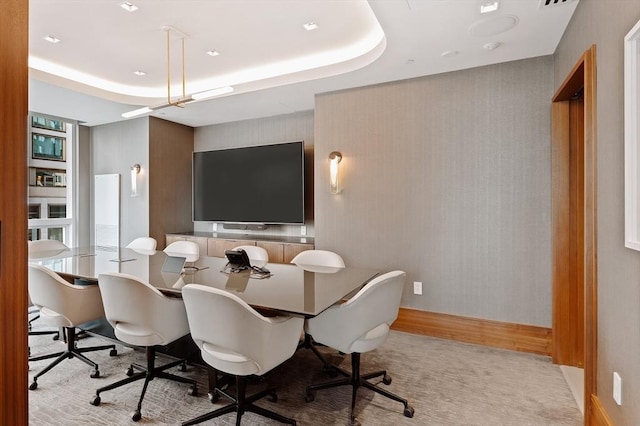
[30,246,380,317]
[31,246,380,393]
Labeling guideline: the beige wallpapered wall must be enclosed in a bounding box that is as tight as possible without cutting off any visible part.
[314,56,554,327]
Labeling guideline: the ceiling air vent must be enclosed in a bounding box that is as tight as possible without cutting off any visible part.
[539,0,577,7]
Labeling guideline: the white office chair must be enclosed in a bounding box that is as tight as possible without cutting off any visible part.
[181,284,304,426]
[304,270,414,424]
[28,239,69,259]
[91,272,198,422]
[27,264,117,390]
[290,249,345,272]
[232,245,269,266]
[27,240,69,339]
[164,240,200,262]
[126,236,157,252]
[291,249,346,366]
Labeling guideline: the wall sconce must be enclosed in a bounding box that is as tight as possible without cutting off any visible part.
[329,151,342,194]
[130,163,141,197]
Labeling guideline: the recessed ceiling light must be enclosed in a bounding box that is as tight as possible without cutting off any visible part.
[303,22,318,31]
[44,35,60,44]
[206,50,220,57]
[121,2,138,12]
[441,50,459,57]
[133,70,146,76]
[480,1,500,13]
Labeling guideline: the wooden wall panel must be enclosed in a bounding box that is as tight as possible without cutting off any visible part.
[570,98,585,368]
[552,45,597,424]
[551,100,571,364]
[589,395,614,426]
[148,117,194,248]
[392,308,552,356]
[0,0,29,424]
[551,97,585,368]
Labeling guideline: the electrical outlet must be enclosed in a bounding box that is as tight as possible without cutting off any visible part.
[413,281,422,295]
[613,372,622,405]
[301,225,307,236]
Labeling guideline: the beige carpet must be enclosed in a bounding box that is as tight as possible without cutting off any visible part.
[28,329,582,425]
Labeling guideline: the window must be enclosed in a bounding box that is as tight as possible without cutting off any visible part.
[28,204,40,219]
[48,204,66,219]
[28,229,41,241]
[47,228,64,242]
[28,114,75,246]
[30,167,67,187]
[31,133,65,161]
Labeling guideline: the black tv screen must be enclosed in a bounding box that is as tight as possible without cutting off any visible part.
[193,141,304,224]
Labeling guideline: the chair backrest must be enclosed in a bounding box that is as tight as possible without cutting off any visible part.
[232,245,269,263]
[97,272,190,347]
[28,263,105,327]
[306,270,406,354]
[163,240,200,262]
[182,284,303,376]
[290,249,345,268]
[28,239,69,259]
[126,236,157,251]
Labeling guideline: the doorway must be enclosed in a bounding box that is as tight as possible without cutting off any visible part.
[551,45,597,422]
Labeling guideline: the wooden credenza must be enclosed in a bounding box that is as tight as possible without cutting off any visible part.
[165,232,314,264]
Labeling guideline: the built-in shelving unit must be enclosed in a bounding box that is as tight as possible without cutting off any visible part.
[166,232,314,264]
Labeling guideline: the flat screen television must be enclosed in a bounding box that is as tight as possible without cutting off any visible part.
[193,141,305,224]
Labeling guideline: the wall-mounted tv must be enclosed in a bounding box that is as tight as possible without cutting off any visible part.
[193,141,304,224]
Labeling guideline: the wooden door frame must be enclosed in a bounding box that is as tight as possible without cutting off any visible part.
[551,45,597,423]
[0,0,29,424]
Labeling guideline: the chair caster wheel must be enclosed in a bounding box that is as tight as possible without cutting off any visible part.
[126,366,134,376]
[90,395,101,406]
[90,370,100,378]
[109,349,118,356]
[188,385,198,396]
[304,392,314,403]
[382,374,392,385]
[178,363,187,372]
[131,410,142,422]
[29,381,38,390]
[208,392,219,403]
[52,334,60,341]
[403,405,415,418]
[267,392,277,403]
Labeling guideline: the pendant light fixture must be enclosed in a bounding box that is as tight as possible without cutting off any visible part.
[122,26,233,118]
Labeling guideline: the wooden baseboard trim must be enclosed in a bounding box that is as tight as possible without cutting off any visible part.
[589,394,614,426]
[391,308,552,356]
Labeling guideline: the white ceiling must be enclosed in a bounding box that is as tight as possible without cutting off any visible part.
[28,0,579,127]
